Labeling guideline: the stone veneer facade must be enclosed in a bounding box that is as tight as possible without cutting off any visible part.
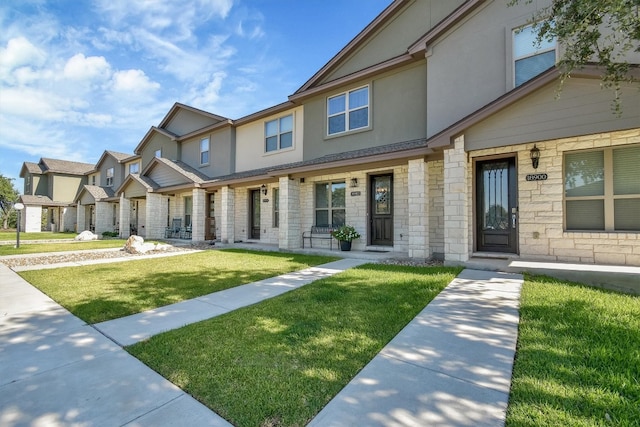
[467,128,640,265]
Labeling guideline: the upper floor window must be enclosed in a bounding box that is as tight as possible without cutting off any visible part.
[155,149,162,158]
[200,137,210,165]
[327,86,369,135]
[91,175,96,185]
[513,24,556,87]
[564,145,640,231]
[129,163,139,174]
[265,114,293,152]
[106,167,114,187]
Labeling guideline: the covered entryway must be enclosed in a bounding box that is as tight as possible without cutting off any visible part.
[476,157,518,253]
[370,174,393,246]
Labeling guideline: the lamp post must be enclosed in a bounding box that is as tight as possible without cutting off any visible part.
[14,203,24,249]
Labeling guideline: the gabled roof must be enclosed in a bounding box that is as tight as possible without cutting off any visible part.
[115,173,159,196]
[76,185,115,203]
[39,158,95,175]
[93,150,133,172]
[133,126,179,155]
[144,157,211,184]
[158,102,230,129]
[20,162,44,177]
[19,194,68,207]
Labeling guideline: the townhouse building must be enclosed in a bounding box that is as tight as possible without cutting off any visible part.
[20,0,639,266]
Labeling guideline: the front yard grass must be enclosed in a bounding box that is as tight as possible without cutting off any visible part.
[506,275,640,427]
[128,264,461,427]
[0,239,126,256]
[19,249,338,323]
[0,231,77,241]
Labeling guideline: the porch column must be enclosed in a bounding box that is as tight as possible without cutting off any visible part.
[94,201,110,235]
[23,205,42,232]
[192,188,206,241]
[278,176,301,250]
[444,135,470,264]
[63,207,76,233]
[145,192,165,239]
[119,194,131,238]
[220,186,235,243]
[408,158,429,259]
[77,203,86,233]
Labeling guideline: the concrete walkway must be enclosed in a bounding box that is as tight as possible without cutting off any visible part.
[1,255,523,427]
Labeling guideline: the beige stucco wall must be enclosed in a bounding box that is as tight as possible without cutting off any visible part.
[468,128,640,266]
[235,106,304,173]
[51,175,85,202]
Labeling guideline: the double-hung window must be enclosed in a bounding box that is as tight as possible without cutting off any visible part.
[106,167,114,187]
[327,86,369,135]
[513,24,556,87]
[200,137,210,165]
[315,182,346,226]
[129,163,139,174]
[564,145,640,231]
[265,115,293,152]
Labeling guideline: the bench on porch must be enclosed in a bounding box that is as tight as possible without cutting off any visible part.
[302,225,337,250]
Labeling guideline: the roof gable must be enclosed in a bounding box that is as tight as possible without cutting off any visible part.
[39,158,95,175]
[159,102,230,137]
[20,162,44,177]
[143,157,210,188]
[95,150,131,170]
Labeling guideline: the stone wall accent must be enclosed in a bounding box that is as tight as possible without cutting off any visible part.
[429,160,445,258]
[220,186,235,243]
[279,176,301,249]
[94,201,111,235]
[23,205,42,232]
[468,128,640,266]
[119,194,130,238]
[408,158,429,259]
[192,188,206,241]
[62,206,76,232]
[76,205,87,234]
[444,135,470,263]
[145,192,165,239]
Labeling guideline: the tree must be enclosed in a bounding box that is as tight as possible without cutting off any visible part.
[0,174,20,229]
[510,0,640,113]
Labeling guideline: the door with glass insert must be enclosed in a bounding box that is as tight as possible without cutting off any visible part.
[250,189,261,239]
[476,158,518,253]
[370,174,393,246]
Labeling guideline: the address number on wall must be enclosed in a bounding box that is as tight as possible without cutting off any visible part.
[525,173,548,181]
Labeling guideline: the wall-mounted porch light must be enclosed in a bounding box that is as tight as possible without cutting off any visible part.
[261,184,268,196]
[350,178,358,188]
[530,144,540,169]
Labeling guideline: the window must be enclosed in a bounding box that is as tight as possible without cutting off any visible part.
[513,24,556,87]
[273,188,279,228]
[564,145,640,231]
[91,175,96,185]
[315,182,346,226]
[200,137,210,165]
[184,196,193,227]
[265,115,293,152]
[106,168,114,187]
[155,149,162,158]
[129,163,139,174]
[327,86,369,135]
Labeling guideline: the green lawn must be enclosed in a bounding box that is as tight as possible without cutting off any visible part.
[19,250,338,323]
[128,265,461,427]
[506,275,640,427]
[0,239,126,256]
[0,231,77,241]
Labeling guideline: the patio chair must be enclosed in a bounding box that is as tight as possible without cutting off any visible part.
[165,218,182,238]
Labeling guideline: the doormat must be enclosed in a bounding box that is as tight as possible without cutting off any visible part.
[365,250,389,253]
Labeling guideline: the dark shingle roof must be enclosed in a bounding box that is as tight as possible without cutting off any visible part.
[40,158,95,175]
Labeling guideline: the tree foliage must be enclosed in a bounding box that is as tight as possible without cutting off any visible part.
[0,174,20,229]
[510,0,640,113]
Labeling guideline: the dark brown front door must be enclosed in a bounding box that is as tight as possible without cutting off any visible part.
[250,189,261,239]
[205,193,216,240]
[476,158,518,253]
[370,174,393,246]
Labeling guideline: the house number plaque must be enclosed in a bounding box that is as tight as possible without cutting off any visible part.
[525,173,548,181]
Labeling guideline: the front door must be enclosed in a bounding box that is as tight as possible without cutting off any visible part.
[370,174,393,246]
[476,158,518,253]
[250,189,261,239]
[205,193,216,240]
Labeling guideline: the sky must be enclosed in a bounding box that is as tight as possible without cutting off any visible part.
[0,0,391,187]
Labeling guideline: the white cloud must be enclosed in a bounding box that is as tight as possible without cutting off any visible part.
[0,37,46,71]
[112,69,160,93]
[63,53,111,81]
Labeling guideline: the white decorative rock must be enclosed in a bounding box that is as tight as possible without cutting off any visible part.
[75,230,98,241]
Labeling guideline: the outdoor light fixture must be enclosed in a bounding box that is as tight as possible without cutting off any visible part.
[14,202,24,249]
[261,184,268,196]
[350,178,358,188]
[530,144,540,169]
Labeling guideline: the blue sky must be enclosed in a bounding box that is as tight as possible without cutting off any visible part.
[0,0,391,186]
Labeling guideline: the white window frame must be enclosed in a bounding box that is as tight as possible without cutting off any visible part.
[128,163,139,175]
[265,114,294,153]
[106,167,114,187]
[513,23,557,87]
[200,137,210,165]
[327,85,370,136]
[314,181,346,227]
[155,149,162,158]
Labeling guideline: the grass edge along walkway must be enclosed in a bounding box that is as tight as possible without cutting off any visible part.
[506,274,640,427]
[128,264,461,427]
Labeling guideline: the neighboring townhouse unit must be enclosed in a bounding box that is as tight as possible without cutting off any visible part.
[18,0,639,267]
[19,158,95,232]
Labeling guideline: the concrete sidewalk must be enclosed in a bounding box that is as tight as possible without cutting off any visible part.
[94,258,369,346]
[309,269,523,427]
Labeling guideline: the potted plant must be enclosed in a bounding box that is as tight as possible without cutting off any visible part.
[331,224,361,251]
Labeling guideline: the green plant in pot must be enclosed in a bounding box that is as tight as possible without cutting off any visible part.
[331,225,361,251]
